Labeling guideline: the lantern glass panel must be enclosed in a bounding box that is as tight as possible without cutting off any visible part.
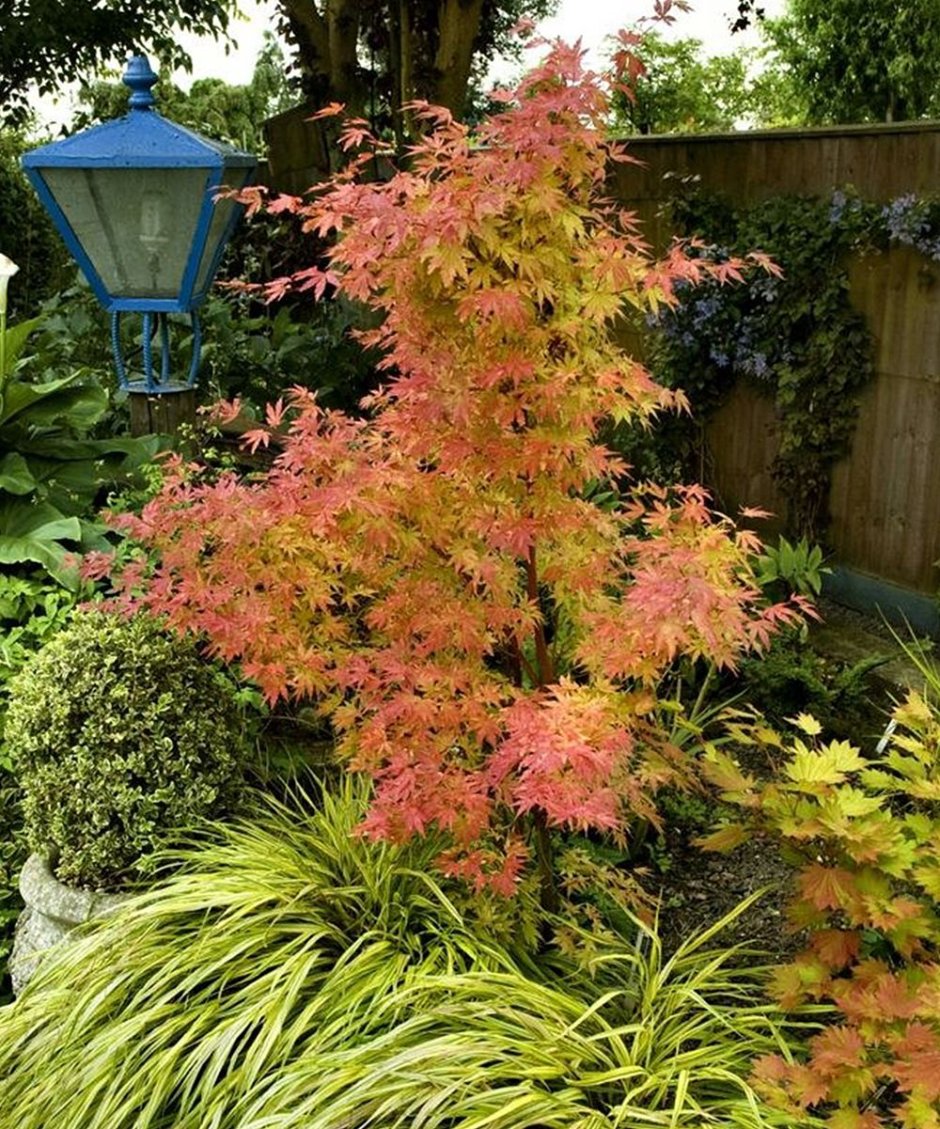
[39,167,210,298]
[193,166,253,298]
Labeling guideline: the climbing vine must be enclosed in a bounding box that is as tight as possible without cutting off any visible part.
[648,187,940,543]
[650,190,873,541]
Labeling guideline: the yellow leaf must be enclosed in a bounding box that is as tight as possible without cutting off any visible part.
[789,713,823,736]
[785,741,866,786]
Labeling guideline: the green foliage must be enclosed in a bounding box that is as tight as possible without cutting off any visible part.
[612,32,776,135]
[0,777,816,1129]
[0,571,82,1002]
[0,572,80,737]
[0,285,161,580]
[701,694,940,1127]
[653,191,875,541]
[0,770,24,1005]
[24,277,383,422]
[192,290,383,415]
[5,610,251,888]
[764,0,940,124]
[736,633,888,738]
[0,364,159,578]
[0,135,71,316]
[0,0,237,127]
[755,536,831,601]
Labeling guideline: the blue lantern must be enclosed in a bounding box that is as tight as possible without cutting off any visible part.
[22,56,257,396]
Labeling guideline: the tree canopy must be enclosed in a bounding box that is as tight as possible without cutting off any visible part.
[0,0,237,127]
[613,34,755,134]
[611,31,802,136]
[764,0,940,123]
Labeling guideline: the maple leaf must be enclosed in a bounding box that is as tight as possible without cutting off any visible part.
[785,741,867,788]
[827,1109,886,1129]
[799,864,859,912]
[809,1025,867,1078]
[811,928,861,971]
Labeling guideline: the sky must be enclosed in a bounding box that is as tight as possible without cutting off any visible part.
[35,0,787,128]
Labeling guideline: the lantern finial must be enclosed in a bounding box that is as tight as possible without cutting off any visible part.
[123,56,158,110]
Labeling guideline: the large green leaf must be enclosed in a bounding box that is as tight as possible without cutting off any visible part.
[0,452,36,496]
[13,434,162,516]
[1,373,108,432]
[0,316,43,379]
[0,498,81,580]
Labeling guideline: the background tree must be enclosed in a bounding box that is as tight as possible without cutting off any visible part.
[611,31,803,135]
[764,0,940,123]
[275,0,557,136]
[0,0,237,127]
[72,34,296,153]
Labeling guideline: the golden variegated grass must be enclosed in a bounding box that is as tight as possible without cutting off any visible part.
[0,778,823,1129]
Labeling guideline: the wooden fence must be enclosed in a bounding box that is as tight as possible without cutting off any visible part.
[612,124,940,614]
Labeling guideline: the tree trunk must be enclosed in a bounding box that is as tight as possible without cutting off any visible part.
[326,0,365,112]
[277,0,366,116]
[432,0,486,118]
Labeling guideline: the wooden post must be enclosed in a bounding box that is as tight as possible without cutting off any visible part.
[128,389,197,437]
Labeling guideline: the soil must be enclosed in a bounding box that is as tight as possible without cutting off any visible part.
[647,831,801,960]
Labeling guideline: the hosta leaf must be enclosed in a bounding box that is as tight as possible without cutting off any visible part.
[0,451,37,496]
[0,316,43,377]
[0,498,81,580]
[1,373,107,432]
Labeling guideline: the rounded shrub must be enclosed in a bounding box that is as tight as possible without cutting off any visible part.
[5,610,250,889]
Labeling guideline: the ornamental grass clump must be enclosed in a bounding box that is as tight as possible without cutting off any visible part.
[95,36,804,903]
[0,777,820,1129]
[5,608,249,888]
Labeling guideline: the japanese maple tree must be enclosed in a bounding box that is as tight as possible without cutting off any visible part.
[98,37,799,900]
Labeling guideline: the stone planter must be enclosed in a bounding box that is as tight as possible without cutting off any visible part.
[9,853,127,996]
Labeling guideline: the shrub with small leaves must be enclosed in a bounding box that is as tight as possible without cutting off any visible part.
[5,610,250,889]
[700,704,940,1128]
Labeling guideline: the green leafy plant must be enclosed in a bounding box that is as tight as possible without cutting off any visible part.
[652,192,875,541]
[5,609,251,888]
[737,634,888,738]
[0,769,25,1005]
[0,137,70,316]
[755,536,831,601]
[0,269,160,581]
[187,290,383,415]
[0,570,83,1003]
[700,699,940,1128]
[0,776,819,1129]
